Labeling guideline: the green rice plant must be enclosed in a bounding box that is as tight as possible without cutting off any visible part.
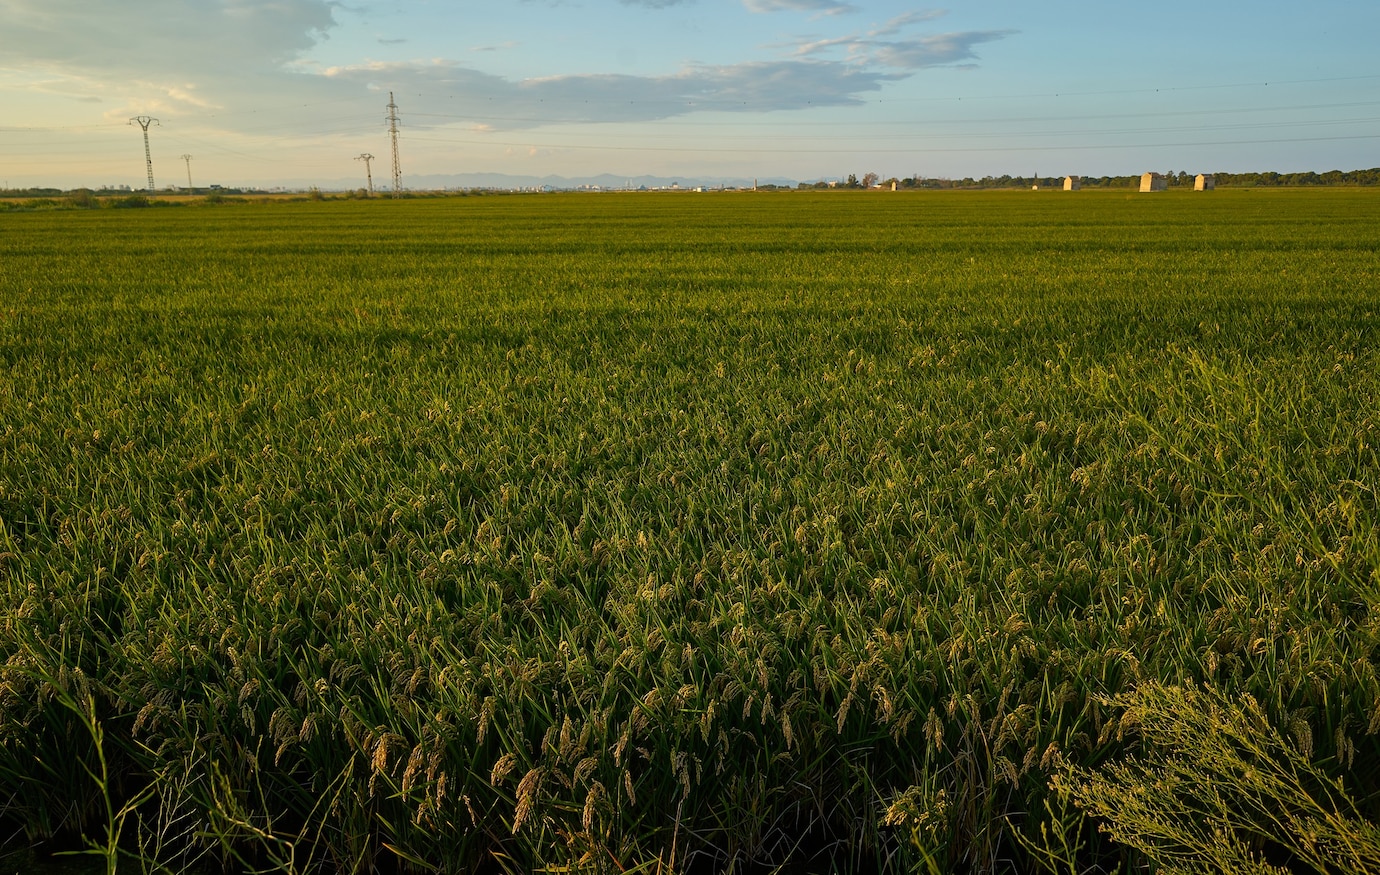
[1,189,1377,872]
[0,653,155,874]
[1054,682,1380,874]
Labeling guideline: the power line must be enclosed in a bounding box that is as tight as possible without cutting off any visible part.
[390,75,1380,109]
[403,98,1380,130]
[4,101,1377,157]
[17,71,1380,136]
[128,116,159,191]
[173,134,282,164]
[867,72,1380,104]
[10,95,1379,140]
[356,152,375,195]
[387,92,402,196]
[9,78,1379,142]
[391,114,1380,148]
[10,70,1380,186]
[402,131,1380,155]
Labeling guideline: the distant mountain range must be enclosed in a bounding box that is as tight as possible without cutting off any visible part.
[309,172,804,192]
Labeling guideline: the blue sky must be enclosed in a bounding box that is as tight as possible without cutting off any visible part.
[2,0,1378,188]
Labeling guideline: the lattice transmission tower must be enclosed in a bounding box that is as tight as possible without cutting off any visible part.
[181,154,194,192]
[129,116,160,191]
[387,92,402,197]
[356,153,375,196]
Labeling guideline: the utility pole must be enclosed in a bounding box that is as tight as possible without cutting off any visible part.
[355,153,375,196]
[181,154,194,192]
[129,116,159,192]
[387,92,402,197]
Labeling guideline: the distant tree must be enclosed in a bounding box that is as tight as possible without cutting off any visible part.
[862,171,880,188]
[66,189,97,209]
[846,173,860,188]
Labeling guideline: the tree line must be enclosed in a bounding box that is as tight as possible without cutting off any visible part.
[781,167,1380,190]
[6,167,1380,200]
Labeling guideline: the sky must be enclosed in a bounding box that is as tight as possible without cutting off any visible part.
[2,0,1378,189]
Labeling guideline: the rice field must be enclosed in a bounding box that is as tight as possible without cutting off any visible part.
[1,189,1378,874]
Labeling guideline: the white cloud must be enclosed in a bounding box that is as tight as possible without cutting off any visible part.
[788,10,1013,70]
[0,0,335,74]
[325,58,898,128]
[0,0,341,118]
[871,31,1013,69]
[0,0,1010,145]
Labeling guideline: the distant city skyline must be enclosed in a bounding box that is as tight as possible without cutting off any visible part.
[2,1,1378,190]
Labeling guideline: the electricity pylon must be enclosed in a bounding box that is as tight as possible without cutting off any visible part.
[181,154,194,192]
[356,153,375,196]
[129,116,160,192]
[387,92,402,197]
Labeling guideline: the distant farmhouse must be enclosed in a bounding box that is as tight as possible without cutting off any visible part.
[1063,176,1081,191]
[1195,173,1215,191]
[1140,172,1168,192]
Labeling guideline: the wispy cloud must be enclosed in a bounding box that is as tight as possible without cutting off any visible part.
[789,10,1013,69]
[870,31,1013,69]
[0,0,1010,141]
[872,10,948,36]
[0,0,340,119]
[745,0,857,16]
[0,0,335,75]
[324,58,898,127]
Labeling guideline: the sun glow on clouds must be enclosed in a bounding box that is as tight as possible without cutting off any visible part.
[5,0,1380,186]
[310,7,1007,130]
[2,0,1010,134]
[0,0,1024,183]
[321,58,899,127]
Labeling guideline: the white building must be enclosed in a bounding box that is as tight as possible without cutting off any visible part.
[1063,176,1081,191]
[1140,172,1167,192]
[1194,174,1215,191]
